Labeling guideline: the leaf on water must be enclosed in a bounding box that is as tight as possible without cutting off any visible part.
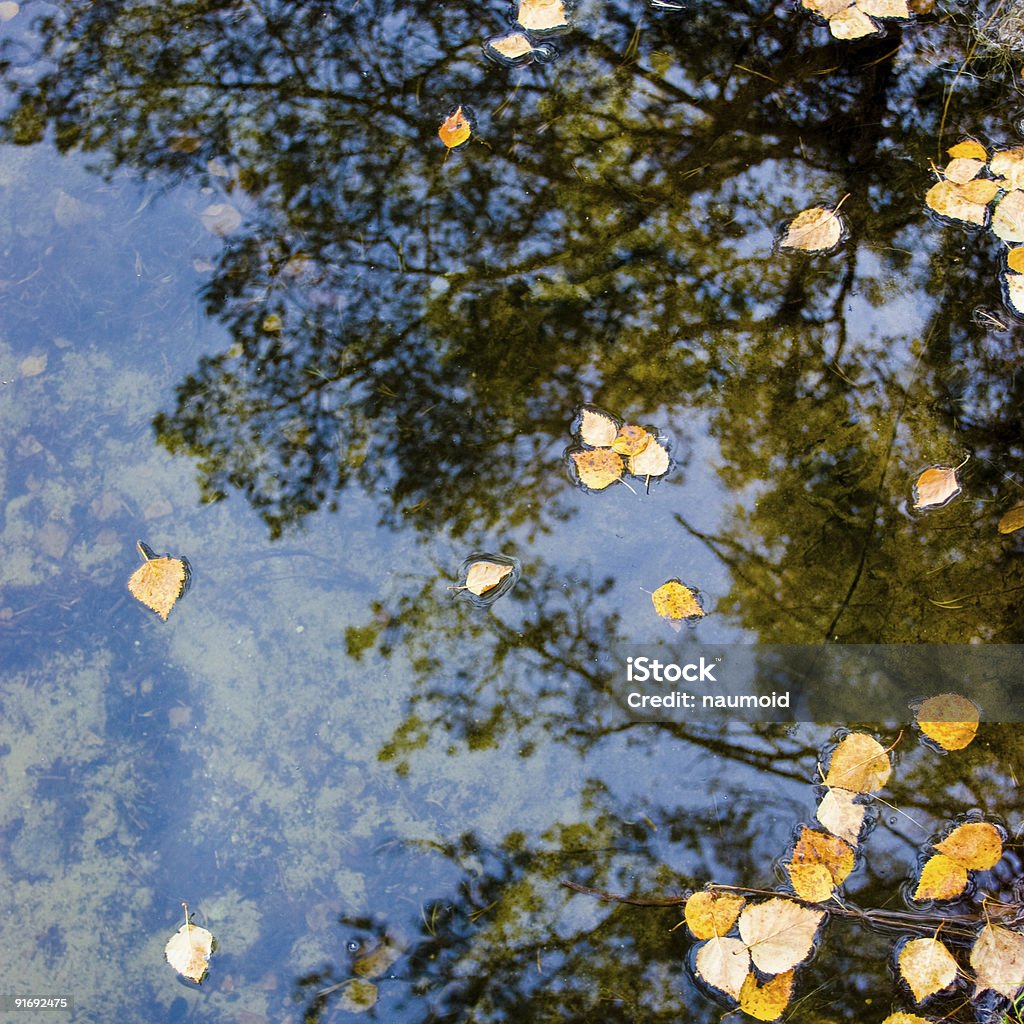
[948,139,988,161]
[651,580,704,624]
[912,466,962,510]
[942,157,986,185]
[989,146,1024,190]
[971,923,1024,999]
[737,898,824,975]
[337,978,379,1012]
[165,904,213,983]
[571,447,624,490]
[684,890,746,940]
[881,1015,932,1024]
[915,693,979,751]
[1003,272,1024,316]
[924,179,999,226]
[694,935,750,1000]
[438,106,473,149]
[738,969,794,1022]
[201,202,242,236]
[822,732,892,793]
[484,32,554,65]
[451,560,513,596]
[516,0,568,31]
[815,788,867,846]
[1008,247,1024,273]
[992,189,1024,242]
[629,437,670,478]
[801,0,850,15]
[611,424,651,456]
[779,203,846,253]
[785,827,855,903]
[829,6,880,39]
[578,407,619,447]
[913,852,968,901]
[998,498,1024,533]
[857,0,909,16]
[934,821,1002,870]
[127,540,190,621]
[0,2,19,20]
[898,936,958,1003]
[19,353,47,378]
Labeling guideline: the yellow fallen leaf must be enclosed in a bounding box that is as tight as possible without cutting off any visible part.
[737,898,824,975]
[942,157,986,184]
[816,788,867,846]
[165,904,214,984]
[738,969,794,1022]
[971,923,1024,999]
[516,0,567,30]
[801,0,850,15]
[694,935,750,1000]
[856,0,909,14]
[934,820,1002,870]
[998,498,1024,533]
[1003,272,1024,315]
[912,465,962,510]
[577,407,618,447]
[822,732,891,793]
[829,5,878,38]
[628,437,670,478]
[127,540,190,621]
[452,560,513,596]
[786,826,855,902]
[925,179,998,225]
[571,447,624,490]
[1008,247,1024,274]
[947,139,988,161]
[779,202,846,253]
[990,146,1024,189]
[684,890,746,940]
[881,1015,932,1024]
[913,852,968,901]
[915,693,979,751]
[992,189,1024,243]
[610,424,650,456]
[438,106,473,149]
[651,580,704,623]
[485,32,540,64]
[898,936,958,1002]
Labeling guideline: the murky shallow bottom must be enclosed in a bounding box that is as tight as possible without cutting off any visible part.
[1,0,1024,1020]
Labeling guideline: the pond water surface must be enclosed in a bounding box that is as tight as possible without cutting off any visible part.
[1,1,1023,1021]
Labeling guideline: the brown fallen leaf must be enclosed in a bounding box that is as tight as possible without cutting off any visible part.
[898,936,958,1002]
[439,106,473,149]
[165,903,214,984]
[998,498,1024,533]
[912,463,965,510]
[738,969,794,1022]
[971,922,1024,999]
[737,898,825,975]
[450,560,513,597]
[127,540,190,621]
[915,693,979,751]
[822,732,892,793]
[779,198,848,253]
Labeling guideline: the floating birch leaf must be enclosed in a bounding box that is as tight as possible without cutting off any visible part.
[990,146,1024,190]
[127,540,191,621]
[971,923,1024,999]
[165,903,214,984]
[449,554,520,605]
[943,157,986,184]
[611,424,651,456]
[651,579,704,626]
[484,32,555,65]
[898,936,958,1002]
[1008,248,1024,274]
[737,899,824,975]
[694,935,750,1000]
[0,2,19,20]
[1003,272,1024,316]
[577,407,619,448]
[779,199,847,253]
[801,0,851,15]
[948,139,987,161]
[816,788,867,846]
[571,447,624,490]
[822,732,891,793]
[516,0,568,31]
[992,189,1024,243]
[628,437,670,478]
[738,969,794,1022]
[915,693,979,751]
[881,1015,931,1024]
[785,826,855,903]
[858,0,910,15]
[354,935,406,978]
[925,178,999,226]
[438,106,473,149]
[913,853,968,901]
[684,890,746,940]
[912,465,963,510]
[998,498,1024,533]
[829,5,879,38]
[934,821,1002,870]
[200,202,242,237]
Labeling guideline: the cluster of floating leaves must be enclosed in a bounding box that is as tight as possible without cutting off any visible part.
[566,406,671,492]
[484,0,565,66]
[800,0,911,40]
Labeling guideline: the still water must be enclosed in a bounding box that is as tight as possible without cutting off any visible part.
[0,0,1022,1020]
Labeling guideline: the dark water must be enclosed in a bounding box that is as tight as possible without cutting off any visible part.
[0,0,1022,1021]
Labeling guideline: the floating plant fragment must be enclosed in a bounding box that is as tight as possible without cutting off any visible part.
[516,0,568,32]
[651,579,704,627]
[694,935,749,1000]
[989,145,1024,190]
[913,821,1003,900]
[822,732,891,793]
[992,188,1024,242]
[165,904,214,983]
[914,693,979,751]
[484,32,556,65]
[785,826,855,903]
[610,424,650,456]
[912,464,963,510]
[970,923,1024,1000]
[998,498,1024,533]
[200,202,242,236]
[778,197,848,253]
[628,437,670,478]
[801,0,909,39]
[898,936,958,1003]
[1002,272,1024,315]
[577,406,619,447]
[127,540,191,621]
[570,447,624,490]
[815,788,867,846]
[880,1015,931,1024]
[948,139,988,161]
[737,898,825,974]
[438,106,473,149]
[449,556,519,604]
[924,178,999,226]
[684,890,746,940]
[0,2,19,21]
[738,969,794,1022]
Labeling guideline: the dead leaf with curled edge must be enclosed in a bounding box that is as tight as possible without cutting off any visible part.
[815,788,867,846]
[684,890,746,940]
[971,923,1024,1000]
[694,935,750,1000]
[822,732,892,793]
[915,693,979,751]
[779,197,848,253]
[898,936,958,1002]
[912,464,965,510]
[127,540,191,621]
[785,826,855,903]
[737,898,825,975]
[165,903,214,983]
[738,969,794,1022]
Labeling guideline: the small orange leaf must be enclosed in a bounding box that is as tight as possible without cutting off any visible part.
[912,466,962,510]
[915,693,979,751]
[571,447,624,490]
[913,852,968,901]
[948,139,988,161]
[684,890,746,940]
[610,424,650,456]
[127,541,190,621]
[651,580,704,623]
[1008,248,1024,274]
[439,106,473,149]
